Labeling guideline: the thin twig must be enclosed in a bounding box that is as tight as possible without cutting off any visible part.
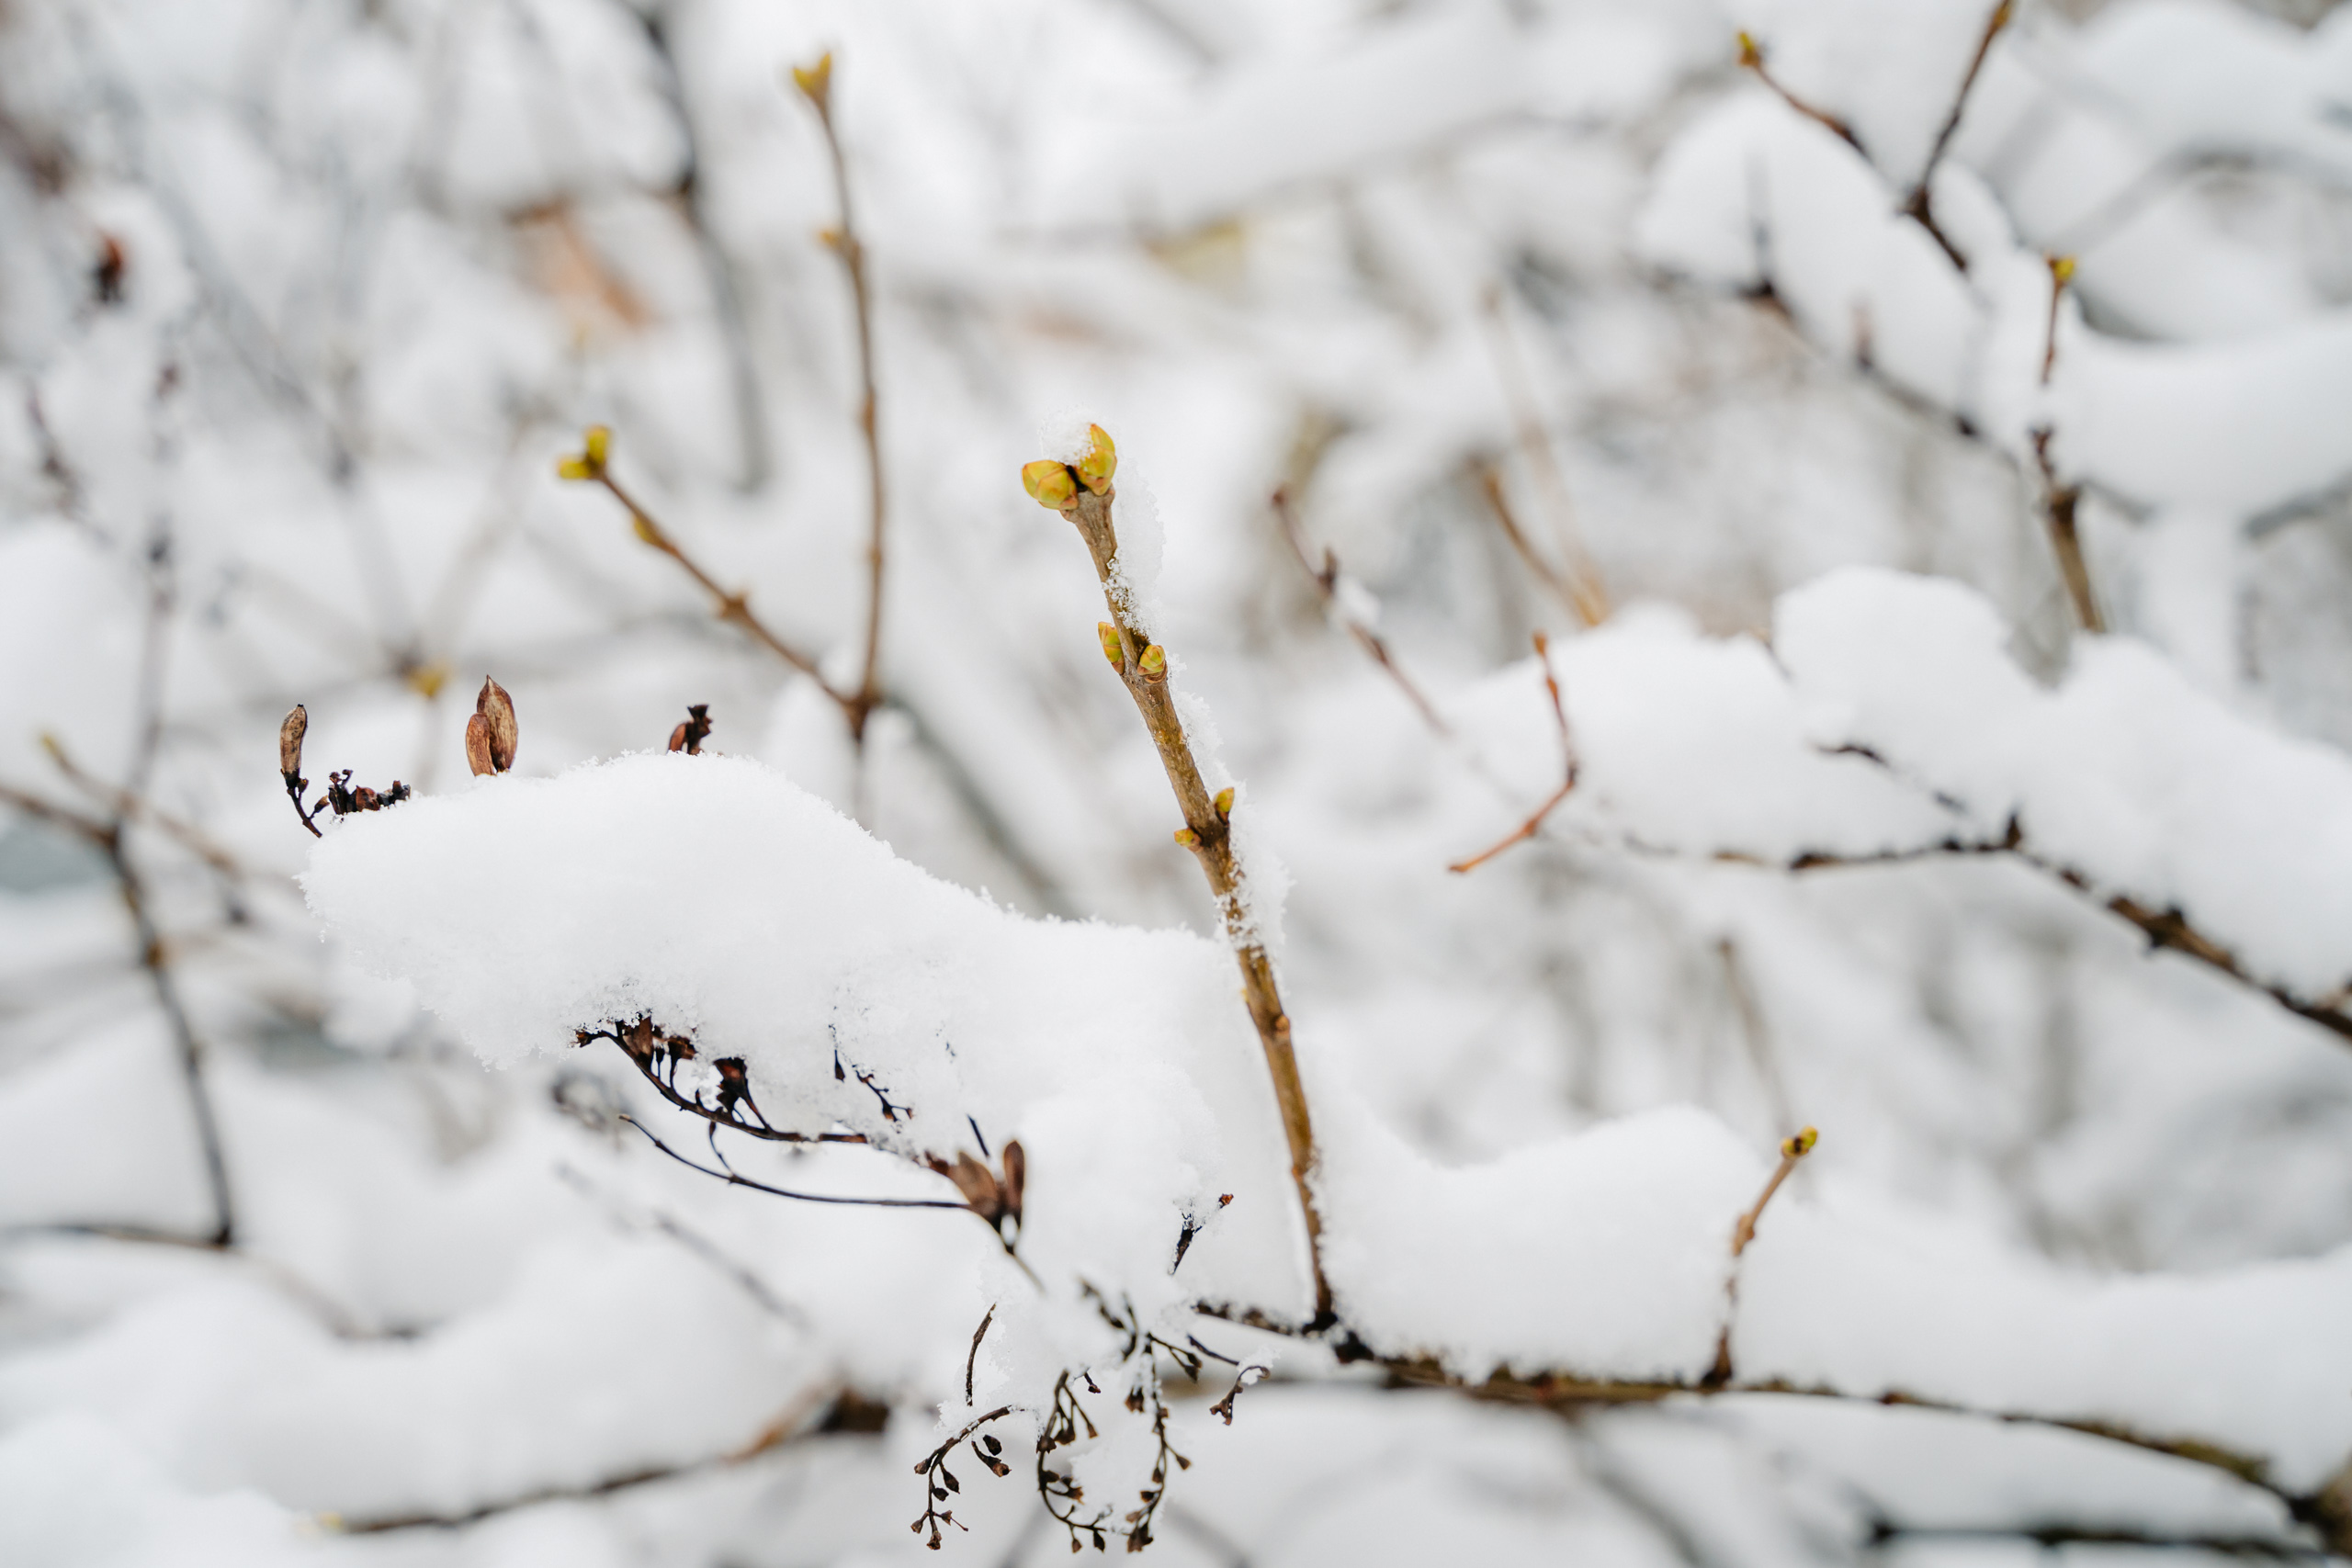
[1037,458,1332,1321]
[43,737,250,884]
[793,54,888,749]
[592,467,848,697]
[1270,486,1448,735]
[1473,459,1605,632]
[1473,291,1608,626]
[1730,1127,1816,1257]
[639,5,770,493]
[2030,424,2104,635]
[1715,827,2352,1050]
[618,1115,971,1212]
[967,1303,996,1405]
[554,1164,807,1325]
[1735,32,1861,152]
[335,1382,837,1533]
[1450,632,1577,874]
[1901,1,2013,272]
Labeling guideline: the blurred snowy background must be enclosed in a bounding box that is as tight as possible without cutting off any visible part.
[5,0,2352,1562]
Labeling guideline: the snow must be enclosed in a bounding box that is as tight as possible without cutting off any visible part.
[6,0,2352,1558]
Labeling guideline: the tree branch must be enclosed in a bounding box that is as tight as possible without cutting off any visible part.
[1027,439,1332,1320]
[1270,485,1448,736]
[792,53,888,749]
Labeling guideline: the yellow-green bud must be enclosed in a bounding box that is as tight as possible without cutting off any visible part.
[1783,1126,1818,1159]
[558,424,610,481]
[1736,30,1762,68]
[1172,827,1199,848]
[790,52,832,109]
[1214,787,1234,818]
[1136,644,1167,682]
[2048,254,2076,288]
[1075,423,1116,495]
[1022,460,1079,511]
[1097,622,1125,670]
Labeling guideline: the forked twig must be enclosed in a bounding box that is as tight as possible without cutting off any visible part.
[1473,291,1609,627]
[1450,632,1577,874]
[1901,0,2014,270]
[1270,486,1448,735]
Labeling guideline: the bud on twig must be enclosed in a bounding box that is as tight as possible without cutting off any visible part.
[1782,1125,1818,1159]
[1074,424,1116,495]
[1136,644,1167,683]
[1097,622,1125,671]
[476,678,518,772]
[278,705,307,781]
[790,51,833,111]
[1173,827,1199,848]
[1214,787,1234,819]
[556,424,611,481]
[1022,460,1079,511]
[2048,254,2076,288]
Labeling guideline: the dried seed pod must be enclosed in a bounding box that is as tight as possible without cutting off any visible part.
[1074,423,1116,494]
[1001,1140,1024,1221]
[1022,460,1079,511]
[278,705,307,780]
[668,722,690,752]
[476,678,517,772]
[464,712,497,778]
[1096,622,1125,671]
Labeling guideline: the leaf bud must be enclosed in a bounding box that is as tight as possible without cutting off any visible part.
[278,705,308,780]
[1214,786,1234,818]
[1736,30,1762,68]
[1783,1125,1818,1159]
[790,51,833,109]
[2048,254,2076,288]
[1022,459,1079,511]
[464,713,497,778]
[1074,423,1116,494]
[1096,622,1125,671]
[476,678,518,772]
[1136,644,1167,682]
[1172,827,1199,848]
[558,425,610,481]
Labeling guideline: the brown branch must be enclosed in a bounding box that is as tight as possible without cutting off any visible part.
[967,1303,995,1404]
[588,456,855,695]
[1450,632,1577,874]
[2030,421,2105,635]
[1472,293,1610,626]
[1736,32,1862,152]
[1035,453,1332,1321]
[617,1114,973,1212]
[1270,486,1448,735]
[1768,829,2352,1049]
[793,53,887,747]
[1473,459,1605,630]
[43,737,251,883]
[335,1382,837,1532]
[1900,0,2014,272]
